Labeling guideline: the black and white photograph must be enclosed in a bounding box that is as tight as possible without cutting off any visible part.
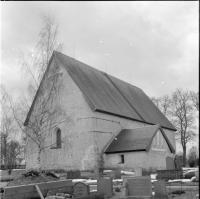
[1,2,199,199]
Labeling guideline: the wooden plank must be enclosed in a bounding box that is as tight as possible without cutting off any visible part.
[35,185,45,199]
[4,191,46,199]
[3,180,73,196]
[3,187,73,199]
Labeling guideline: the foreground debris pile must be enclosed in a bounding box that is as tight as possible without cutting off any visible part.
[6,169,60,187]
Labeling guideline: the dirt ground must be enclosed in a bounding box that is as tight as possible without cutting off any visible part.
[5,173,59,187]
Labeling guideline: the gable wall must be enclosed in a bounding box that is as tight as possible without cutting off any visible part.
[150,129,171,153]
[26,57,97,170]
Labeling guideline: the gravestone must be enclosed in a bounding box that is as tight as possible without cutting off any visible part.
[73,182,89,198]
[195,167,199,181]
[113,169,121,179]
[157,170,183,180]
[127,176,152,197]
[154,180,168,199]
[166,156,175,170]
[67,171,74,179]
[67,170,81,179]
[169,170,177,179]
[134,167,142,177]
[122,176,135,187]
[74,170,81,179]
[174,155,182,170]
[97,178,113,197]
[94,165,99,179]
[160,171,168,179]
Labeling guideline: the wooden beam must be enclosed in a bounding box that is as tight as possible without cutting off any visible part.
[35,185,44,199]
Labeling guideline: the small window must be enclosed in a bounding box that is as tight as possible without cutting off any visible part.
[56,129,61,147]
[119,155,124,164]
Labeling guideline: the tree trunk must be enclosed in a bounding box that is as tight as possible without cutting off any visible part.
[183,146,187,167]
[37,147,42,170]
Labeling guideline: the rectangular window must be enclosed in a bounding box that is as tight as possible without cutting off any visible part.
[119,155,124,164]
[57,129,61,147]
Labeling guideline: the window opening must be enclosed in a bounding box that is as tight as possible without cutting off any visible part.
[56,128,61,147]
[120,155,124,163]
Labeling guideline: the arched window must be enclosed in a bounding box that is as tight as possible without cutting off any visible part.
[56,128,61,147]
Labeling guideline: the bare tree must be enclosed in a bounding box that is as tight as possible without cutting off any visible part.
[10,11,67,169]
[150,96,161,109]
[159,95,172,117]
[11,58,67,168]
[19,11,63,103]
[170,88,196,166]
[190,91,199,111]
[150,95,171,117]
[0,85,22,169]
[187,146,198,167]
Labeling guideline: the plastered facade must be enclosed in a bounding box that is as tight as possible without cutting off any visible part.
[25,57,176,171]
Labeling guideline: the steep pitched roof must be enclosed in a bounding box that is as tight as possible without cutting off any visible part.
[56,51,176,130]
[104,125,175,154]
[24,51,176,131]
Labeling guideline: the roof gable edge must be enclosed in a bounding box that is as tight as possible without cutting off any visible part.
[56,53,97,112]
[24,51,56,126]
[145,125,160,152]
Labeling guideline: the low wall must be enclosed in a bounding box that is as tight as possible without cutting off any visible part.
[0,169,26,177]
[10,169,26,176]
[0,170,9,176]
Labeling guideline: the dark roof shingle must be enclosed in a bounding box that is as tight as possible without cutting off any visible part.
[105,125,175,153]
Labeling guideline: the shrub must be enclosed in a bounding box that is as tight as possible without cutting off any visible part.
[21,169,41,177]
[187,157,196,167]
[196,158,199,166]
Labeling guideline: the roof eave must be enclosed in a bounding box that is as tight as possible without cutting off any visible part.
[96,109,176,131]
[105,149,146,154]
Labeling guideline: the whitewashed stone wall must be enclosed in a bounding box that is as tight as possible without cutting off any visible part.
[103,129,174,170]
[26,58,97,170]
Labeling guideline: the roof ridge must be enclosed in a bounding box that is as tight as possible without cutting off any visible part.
[55,50,105,74]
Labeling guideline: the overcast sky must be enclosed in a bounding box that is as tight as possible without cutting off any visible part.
[1,1,199,99]
[1,2,199,153]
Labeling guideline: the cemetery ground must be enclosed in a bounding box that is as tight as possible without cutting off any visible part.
[0,168,199,199]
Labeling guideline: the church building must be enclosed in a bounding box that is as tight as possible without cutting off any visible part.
[24,51,176,171]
